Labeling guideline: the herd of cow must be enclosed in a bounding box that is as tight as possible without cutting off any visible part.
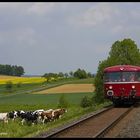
[0,108,67,125]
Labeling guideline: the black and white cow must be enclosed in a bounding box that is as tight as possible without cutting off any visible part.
[7,111,18,121]
[17,110,40,125]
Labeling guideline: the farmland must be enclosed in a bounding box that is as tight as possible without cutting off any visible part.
[36,84,95,94]
[0,75,46,84]
[0,76,111,137]
[0,92,110,138]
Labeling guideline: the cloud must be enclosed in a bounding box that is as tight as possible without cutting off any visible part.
[0,3,30,13]
[26,2,69,16]
[26,3,56,16]
[0,2,140,75]
[0,2,63,16]
[68,3,119,27]
[0,27,37,48]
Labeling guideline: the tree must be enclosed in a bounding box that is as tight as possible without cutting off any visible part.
[0,64,24,76]
[94,38,140,103]
[15,66,25,76]
[64,73,69,78]
[108,39,140,65]
[73,68,88,79]
[69,71,74,77]
[57,94,69,108]
[43,73,52,82]
[87,72,92,78]
[58,72,64,78]
[5,65,12,75]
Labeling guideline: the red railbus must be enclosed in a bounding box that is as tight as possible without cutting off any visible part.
[103,65,140,106]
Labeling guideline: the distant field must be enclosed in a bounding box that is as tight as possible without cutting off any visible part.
[0,77,98,138]
[0,75,46,84]
[35,84,95,94]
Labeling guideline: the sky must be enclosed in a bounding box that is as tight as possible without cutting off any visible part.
[0,2,140,75]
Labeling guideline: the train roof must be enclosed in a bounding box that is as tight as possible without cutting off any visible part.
[104,65,140,72]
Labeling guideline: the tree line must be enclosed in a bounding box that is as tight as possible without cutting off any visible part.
[0,64,24,76]
[43,68,94,81]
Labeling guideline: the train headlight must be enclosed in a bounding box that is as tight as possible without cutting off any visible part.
[132,85,135,89]
[109,86,112,89]
[107,90,114,96]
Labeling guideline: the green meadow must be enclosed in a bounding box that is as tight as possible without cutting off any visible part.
[0,92,94,112]
[0,77,111,138]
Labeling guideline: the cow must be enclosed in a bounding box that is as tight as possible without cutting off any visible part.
[32,109,44,123]
[17,110,25,117]
[52,108,67,121]
[32,109,44,116]
[25,111,40,125]
[40,109,54,124]
[0,113,8,124]
[7,111,18,121]
[17,110,40,125]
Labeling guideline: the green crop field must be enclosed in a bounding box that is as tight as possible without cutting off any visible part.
[0,92,94,111]
[0,92,99,138]
[0,77,111,138]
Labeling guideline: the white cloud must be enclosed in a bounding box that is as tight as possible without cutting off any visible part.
[0,2,59,16]
[27,3,56,16]
[0,2,31,12]
[0,2,22,8]
[68,3,119,27]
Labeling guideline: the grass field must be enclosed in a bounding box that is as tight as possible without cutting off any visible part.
[0,92,98,138]
[0,77,108,138]
[0,77,95,96]
[0,92,111,138]
[0,92,94,111]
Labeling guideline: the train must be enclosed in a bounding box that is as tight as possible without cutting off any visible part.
[103,65,140,106]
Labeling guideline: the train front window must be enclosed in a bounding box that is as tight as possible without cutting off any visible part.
[122,72,136,82]
[104,72,138,82]
[136,72,140,81]
[104,72,121,82]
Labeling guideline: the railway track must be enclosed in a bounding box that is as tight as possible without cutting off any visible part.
[34,106,133,138]
[93,105,133,138]
[36,104,135,138]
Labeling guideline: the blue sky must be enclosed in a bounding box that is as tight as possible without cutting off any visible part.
[0,2,140,75]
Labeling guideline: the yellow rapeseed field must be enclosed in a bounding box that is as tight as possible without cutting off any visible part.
[0,75,46,84]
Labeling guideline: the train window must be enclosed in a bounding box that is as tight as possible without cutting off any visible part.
[136,72,140,81]
[122,72,136,82]
[104,72,138,82]
[104,72,121,82]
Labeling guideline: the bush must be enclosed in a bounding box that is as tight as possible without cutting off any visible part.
[80,96,92,108]
[17,82,22,88]
[57,94,69,108]
[5,81,13,92]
